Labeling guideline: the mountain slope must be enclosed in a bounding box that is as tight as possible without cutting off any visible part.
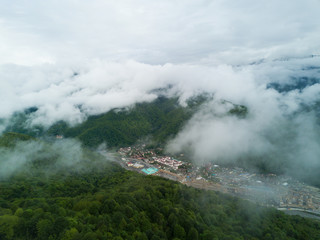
[48,97,199,148]
[1,159,320,240]
[0,132,34,148]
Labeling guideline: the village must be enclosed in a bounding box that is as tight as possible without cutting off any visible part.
[114,145,320,219]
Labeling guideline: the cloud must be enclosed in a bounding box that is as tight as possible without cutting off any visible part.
[165,61,320,180]
[0,0,319,65]
[0,57,319,128]
[0,138,88,179]
[0,0,319,180]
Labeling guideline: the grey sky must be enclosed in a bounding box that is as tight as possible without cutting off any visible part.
[0,0,319,65]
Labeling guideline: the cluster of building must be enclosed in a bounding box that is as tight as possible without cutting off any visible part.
[277,183,320,211]
[197,163,320,212]
[116,145,320,216]
[152,156,184,170]
[280,192,314,209]
[127,162,144,168]
[118,147,132,154]
[118,145,185,171]
[118,146,158,159]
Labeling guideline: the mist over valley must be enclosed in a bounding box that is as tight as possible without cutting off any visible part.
[1,1,320,239]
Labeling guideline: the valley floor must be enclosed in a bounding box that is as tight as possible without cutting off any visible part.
[99,145,320,220]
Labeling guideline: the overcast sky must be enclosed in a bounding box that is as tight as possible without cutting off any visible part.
[1,0,319,124]
[1,0,320,174]
[1,0,319,66]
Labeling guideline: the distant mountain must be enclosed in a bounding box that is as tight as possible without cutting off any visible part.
[47,96,197,148]
[0,95,243,148]
[267,76,320,93]
[47,96,248,148]
[3,94,320,188]
[0,132,34,148]
[3,108,43,138]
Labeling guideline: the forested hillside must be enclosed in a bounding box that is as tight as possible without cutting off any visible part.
[2,1,320,239]
[47,97,200,148]
[53,97,247,148]
[0,149,320,240]
[0,132,34,148]
[3,96,247,149]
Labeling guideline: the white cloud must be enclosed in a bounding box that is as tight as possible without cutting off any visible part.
[0,138,90,178]
[0,0,319,65]
[0,0,319,176]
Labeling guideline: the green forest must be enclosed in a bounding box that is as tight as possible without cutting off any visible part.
[50,97,247,148]
[4,96,247,149]
[1,98,320,240]
[47,97,202,148]
[0,137,320,240]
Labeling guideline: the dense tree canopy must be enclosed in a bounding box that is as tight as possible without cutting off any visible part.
[1,98,319,240]
[4,96,247,149]
[0,155,319,240]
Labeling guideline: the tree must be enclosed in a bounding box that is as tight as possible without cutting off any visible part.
[0,215,18,240]
[201,230,217,240]
[133,231,148,240]
[61,228,79,240]
[37,219,54,240]
[187,227,199,240]
[173,224,186,239]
